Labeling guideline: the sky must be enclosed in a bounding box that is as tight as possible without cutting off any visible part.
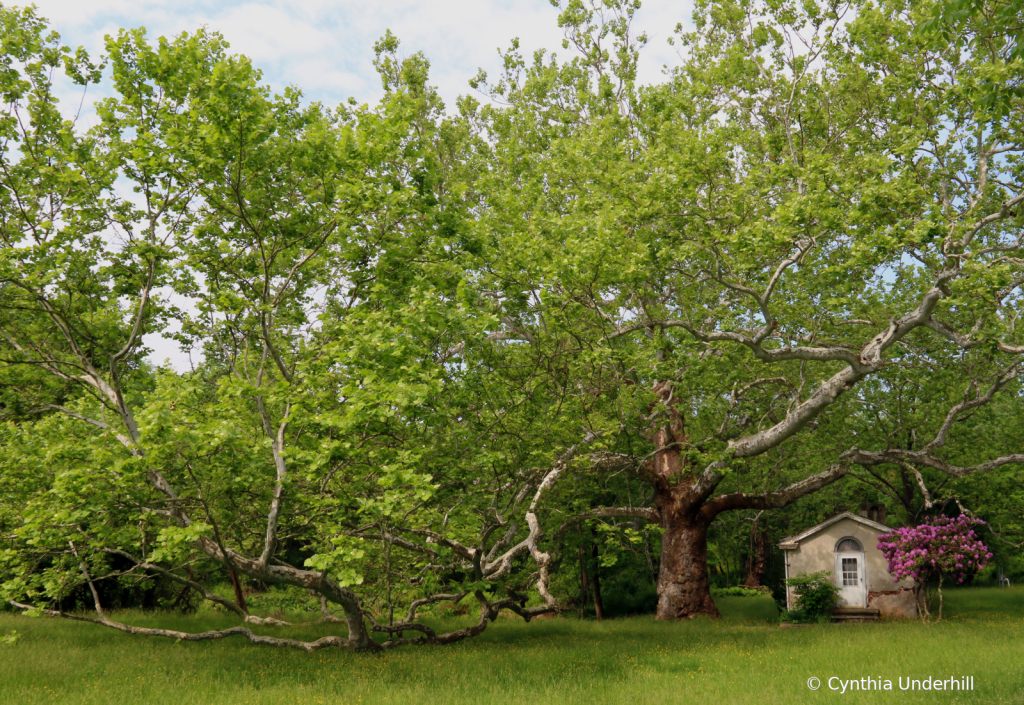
[18,0,696,369]
[27,0,694,114]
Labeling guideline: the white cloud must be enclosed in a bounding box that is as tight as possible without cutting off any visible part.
[28,0,694,105]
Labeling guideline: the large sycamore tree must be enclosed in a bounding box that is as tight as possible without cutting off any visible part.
[463,0,1023,619]
[0,0,1021,653]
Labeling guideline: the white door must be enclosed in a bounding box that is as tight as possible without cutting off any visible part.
[835,552,866,607]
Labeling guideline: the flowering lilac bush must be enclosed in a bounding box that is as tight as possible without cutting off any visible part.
[877,515,993,622]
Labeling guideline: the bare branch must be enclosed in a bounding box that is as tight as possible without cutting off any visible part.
[701,463,848,519]
[436,326,531,363]
[925,318,1024,355]
[101,549,247,618]
[110,258,156,363]
[604,319,862,365]
[256,400,290,569]
[405,591,469,623]
[842,447,1024,479]
[724,274,954,459]
[925,367,1020,451]
[554,506,660,537]
[69,542,104,621]
[9,601,359,652]
[959,192,1024,249]
[40,405,137,451]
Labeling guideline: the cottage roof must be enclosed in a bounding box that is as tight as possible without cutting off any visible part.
[778,511,893,549]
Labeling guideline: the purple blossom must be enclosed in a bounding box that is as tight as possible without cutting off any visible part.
[877,515,990,587]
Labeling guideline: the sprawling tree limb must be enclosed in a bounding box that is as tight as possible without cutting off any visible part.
[724,272,954,459]
[369,591,497,649]
[584,506,660,522]
[352,531,439,560]
[0,328,83,383]
[924,366,1021,452]
[841,365,1024,478]
[404,591,469,623]
[905,463,937,510]
[319,595,344,623]
[605,319,863,365]
[488,596,557,622]
[485,523,519,563]
[109,258,156,364]
[9,602,355,652]
[925,318,1024,355]
[708,237,818,345]
[417,591,490,645]
[691,461,729,502]
[69,541,105,621]
[959,191,1024,249]
[21,291,145,442]
[554,506,660,537]
[39,404,136,450]
[611,273,962,508]
[255,399,290,570]
[470,442,597,606]
[191,536,376,649]
[437,322,533,363]
[370,621,437,639]
[101,549,247,618]
[407,529,477,562]
[842,447,1024,478]
[61,548,358,631]
[700,463,848,520]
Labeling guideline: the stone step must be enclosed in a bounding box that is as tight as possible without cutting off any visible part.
[831,607,880,622]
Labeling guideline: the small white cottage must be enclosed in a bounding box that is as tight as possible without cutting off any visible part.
[778,508,916,618]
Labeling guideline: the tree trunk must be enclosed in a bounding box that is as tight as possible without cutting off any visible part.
[742,521,766,588]
[228,568,248,613]
[915,582,931,623]
[645,381,720,621]
[655,497,719,620]
[642,380,846,621]
[591,543,605,621]
[578,543,589,619]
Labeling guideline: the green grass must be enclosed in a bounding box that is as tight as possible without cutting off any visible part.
[2,588,1023,704]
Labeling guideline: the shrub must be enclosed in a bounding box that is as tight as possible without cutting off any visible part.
[783,571,839,622]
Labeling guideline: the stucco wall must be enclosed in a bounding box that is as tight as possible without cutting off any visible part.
[869,588,917,618]
[783,517,915,616]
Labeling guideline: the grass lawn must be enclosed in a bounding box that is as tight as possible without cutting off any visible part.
[1,587,1023,704]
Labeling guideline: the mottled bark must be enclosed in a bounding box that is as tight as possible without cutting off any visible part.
[645,382,720,620]
[642,381,850,619]
[654,485,720,620]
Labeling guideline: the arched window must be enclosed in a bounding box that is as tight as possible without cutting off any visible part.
[835,537,863,552]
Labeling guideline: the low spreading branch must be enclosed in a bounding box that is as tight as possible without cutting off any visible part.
[9,602,355,652]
